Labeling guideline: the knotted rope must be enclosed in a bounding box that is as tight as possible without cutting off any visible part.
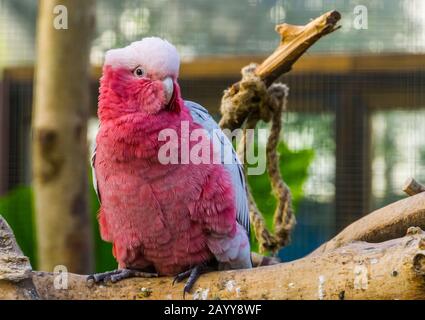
[220,63,296,254]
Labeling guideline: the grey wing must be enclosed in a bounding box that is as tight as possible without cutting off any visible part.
[91,145,101,203]
[185,100,250,237]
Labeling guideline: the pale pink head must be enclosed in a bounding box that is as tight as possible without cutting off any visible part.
[99,37,183,121]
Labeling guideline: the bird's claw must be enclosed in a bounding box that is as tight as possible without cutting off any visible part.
[173,264,210,299]
[172,269,192,285]
[87,268,157,285]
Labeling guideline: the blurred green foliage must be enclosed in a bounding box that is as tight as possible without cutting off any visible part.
[0,186,37,266]
[247,142,314,253]
[0,142,312,270]
[89,173,117,272]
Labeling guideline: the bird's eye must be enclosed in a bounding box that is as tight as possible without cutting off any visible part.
[133,67,144,77]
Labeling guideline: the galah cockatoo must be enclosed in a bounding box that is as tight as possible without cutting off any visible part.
[88,37,251,294]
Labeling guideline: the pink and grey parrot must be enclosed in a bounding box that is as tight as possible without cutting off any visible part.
[88,37,251,294]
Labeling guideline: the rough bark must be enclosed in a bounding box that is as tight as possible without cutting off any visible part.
[311,192,425,256]
[32,0,95,273]
[403,177,425,196]
[1,215,424,300]
[256,10,341,85]
[34,230,425,300]
[0,216,39,299]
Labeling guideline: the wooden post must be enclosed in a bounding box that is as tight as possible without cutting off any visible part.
[32,0,95,273]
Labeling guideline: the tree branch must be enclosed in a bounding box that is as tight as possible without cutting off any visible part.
[310,191,425,256]
[403,177,425,196]
[219,10,341,131]
[31,230,425,299]
[256,10,341,86]
[1,214,424,300]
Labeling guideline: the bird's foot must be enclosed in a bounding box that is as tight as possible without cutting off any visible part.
[87,268,157,284]
[173,264,214,298]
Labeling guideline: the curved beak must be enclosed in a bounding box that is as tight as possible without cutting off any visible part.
[162,77,174,105]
